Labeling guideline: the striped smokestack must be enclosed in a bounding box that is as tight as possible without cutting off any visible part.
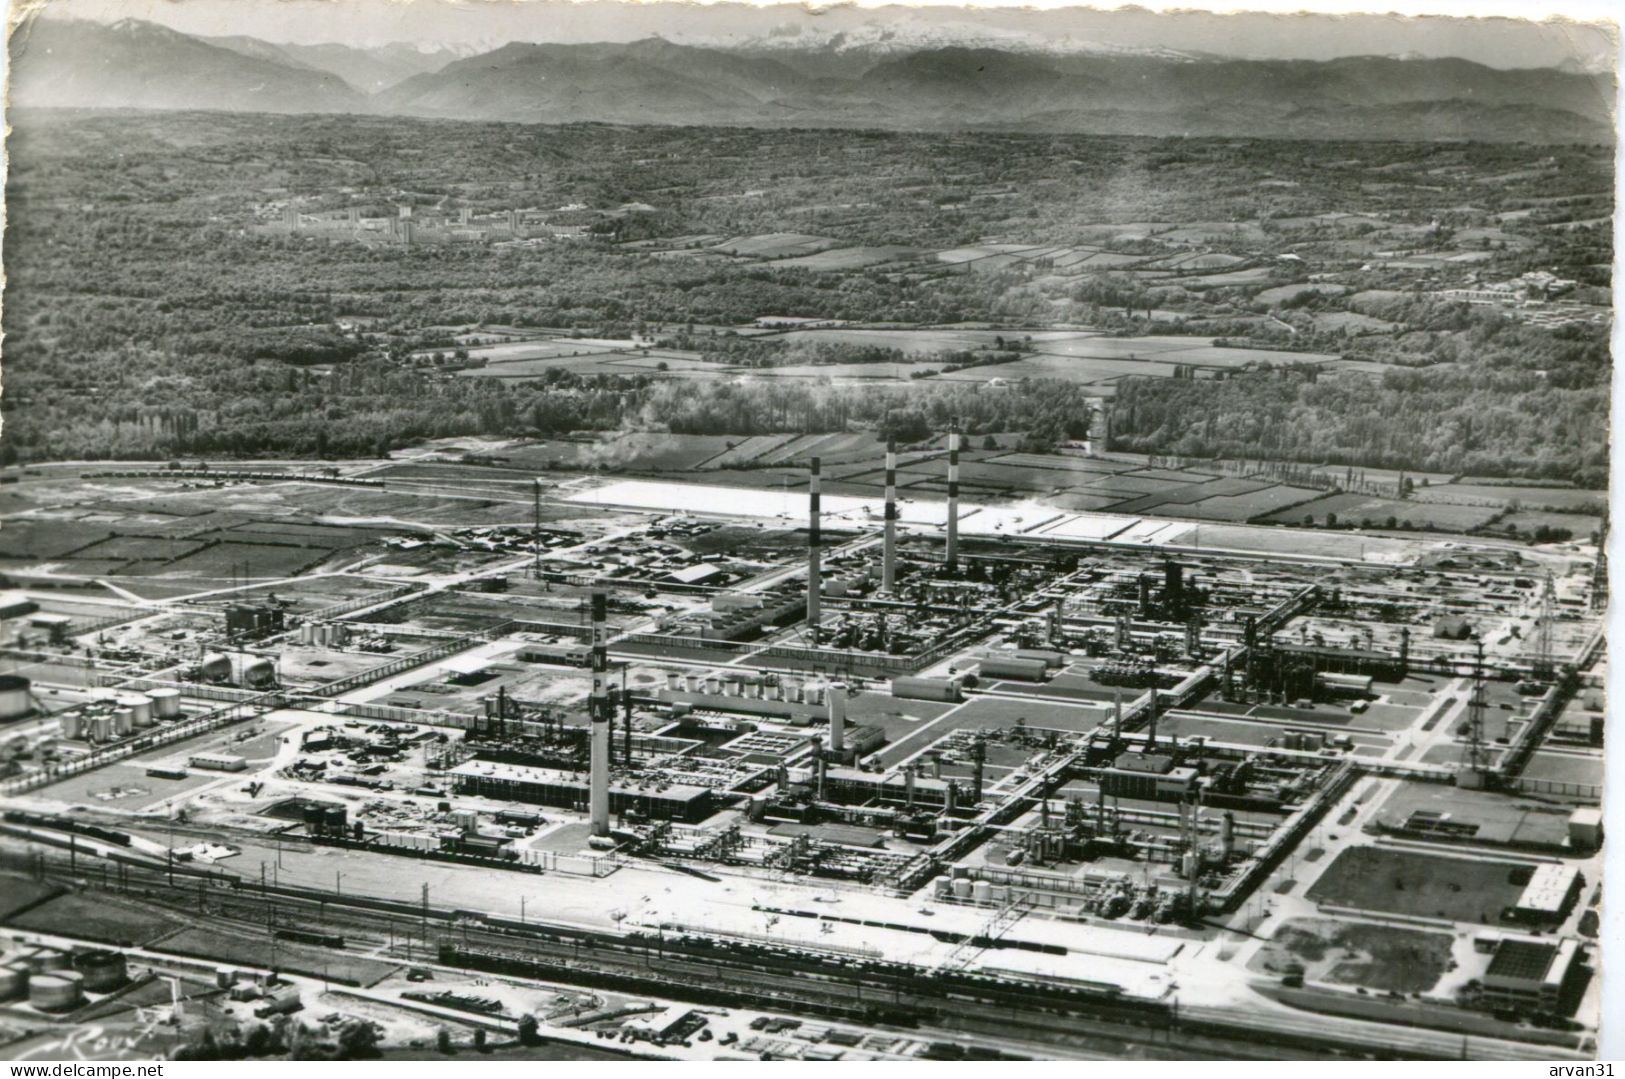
[946,418,961,571]
[882,438,898,591]
[807,457,822,639]
[589,590,611,836]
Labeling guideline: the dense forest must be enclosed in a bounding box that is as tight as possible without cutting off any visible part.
[1113,363,1609,488]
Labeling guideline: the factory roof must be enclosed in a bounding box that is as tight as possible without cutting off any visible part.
[1515,862,1580,915]
[1113,751,1176,775]
[823,765,950,793]
[668,563,724,585]
[450,760,713,803]
[1484,937,1579,994]
[1485,938,1558,982]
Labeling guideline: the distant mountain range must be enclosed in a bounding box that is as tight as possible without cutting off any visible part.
[9,16,1615,143]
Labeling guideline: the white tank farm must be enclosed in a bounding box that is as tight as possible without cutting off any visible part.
[0,965,28,1000]
[0,674,32,722]
[118,694,153,727]
[29,971,84,1011]
[147,687,182,719]
[199,653,233,682]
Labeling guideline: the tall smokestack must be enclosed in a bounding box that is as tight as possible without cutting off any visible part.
[1146,688,1159,751]
[807,457,822,640]
[946,419,961,571]
[882,438,898,591]
[589,591,611,836]
[827,681,846,756]
[532,479,543,579]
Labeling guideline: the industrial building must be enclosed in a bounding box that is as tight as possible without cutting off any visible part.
[449,760,716,823]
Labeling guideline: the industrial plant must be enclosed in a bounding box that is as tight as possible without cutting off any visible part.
[0,413,1607,1061]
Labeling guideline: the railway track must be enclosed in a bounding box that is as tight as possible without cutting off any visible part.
[5,838,1585,1062]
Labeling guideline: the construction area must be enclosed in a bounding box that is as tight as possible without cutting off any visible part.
[0,433,1606,1060]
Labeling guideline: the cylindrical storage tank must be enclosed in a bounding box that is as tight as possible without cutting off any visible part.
[303,804,326,832]
[971,881,993,904]
[665,672,679,692]
[318,624,333,647]
[29,972,82,1011]
[148,688,182,719]
[0,965,28,1001]
[240,657,275,688]
[299,623,315,645]
[37,950,71,973]
[0,675,33,722]
[979,656,1051,682]
[118,694,153,728]
[60,712,84,740]
[200,653,232,682]
[951,878,973,899]
[111,708,133,736]
[215,967,239,989]
[90,715,113,742]
[807,684,825,706]
[325,807,348,833]
[73,950,128,993]
[331,623,348,646]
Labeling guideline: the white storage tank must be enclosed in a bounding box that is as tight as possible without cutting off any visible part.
[0,675,33,722]
[31,971,84,1011]
[119,694,153,728]
[951,878,973,899]
[199,653,233,683]
[971,881,993,904]
[111,708,133,736]
[60,712,85,740]
[147,688,182,719]
[89,715,113,742]
[299,623,316,646]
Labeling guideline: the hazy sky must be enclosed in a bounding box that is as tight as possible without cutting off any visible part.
[28,0,1622,69]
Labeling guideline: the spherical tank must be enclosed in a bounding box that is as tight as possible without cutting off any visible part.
[240,656,275,688]
[0,674,32,722]
[200,653,233,682]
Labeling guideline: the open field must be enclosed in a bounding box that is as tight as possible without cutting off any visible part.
[1306,846,1534,924]
[1265,494,1499,532]
[1251,917,1455,994]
